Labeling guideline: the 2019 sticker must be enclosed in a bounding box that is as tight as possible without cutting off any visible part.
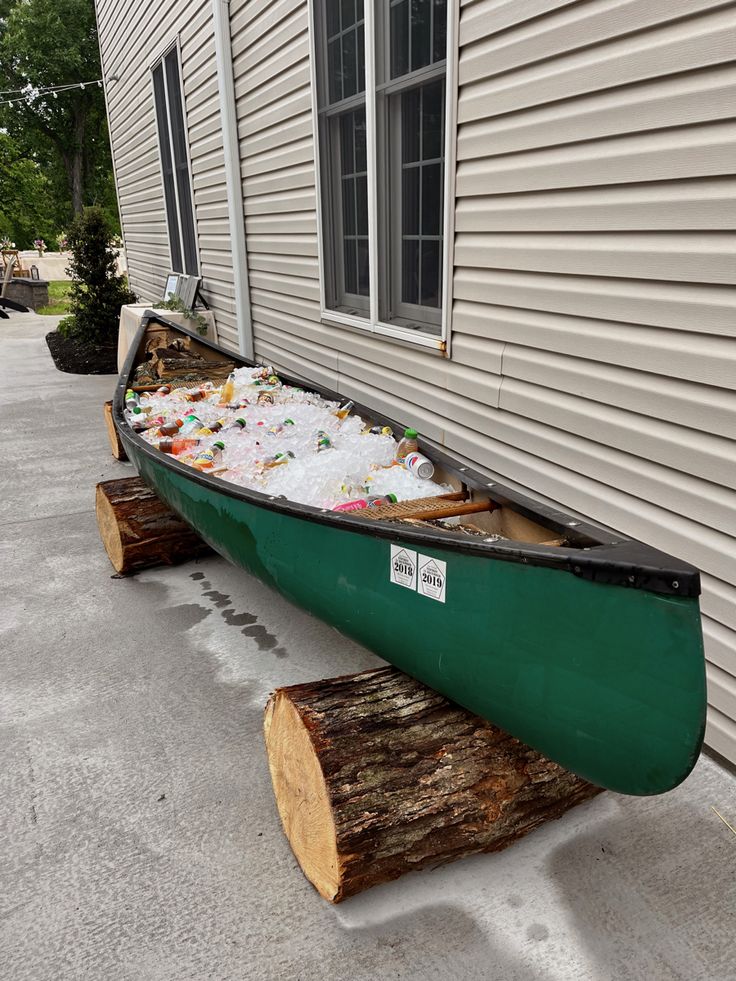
[418,555,447,603]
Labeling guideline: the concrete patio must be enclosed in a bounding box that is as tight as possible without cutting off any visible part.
[1,311,734,981]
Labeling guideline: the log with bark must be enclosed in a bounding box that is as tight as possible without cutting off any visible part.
[96,476,211,574]
[103,400,127,460]
[264,667,602,902]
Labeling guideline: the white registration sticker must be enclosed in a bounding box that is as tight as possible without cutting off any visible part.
[390,545,417,590]
[418,555,447,603]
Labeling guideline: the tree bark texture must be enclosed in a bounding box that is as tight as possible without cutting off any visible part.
[103,401,127,460]
[96,476,211,574]
[264,667,602,903]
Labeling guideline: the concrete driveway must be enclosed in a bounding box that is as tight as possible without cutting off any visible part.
[1,312,734,981]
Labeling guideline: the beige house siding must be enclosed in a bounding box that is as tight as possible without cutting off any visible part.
[96,0,239,349]
[98,0,736,764]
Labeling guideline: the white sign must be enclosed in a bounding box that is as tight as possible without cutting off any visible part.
[390,546,417,590]
[418,555,447,603]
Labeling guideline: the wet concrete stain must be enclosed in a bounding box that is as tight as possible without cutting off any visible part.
[507,895,524,909]
[203,590,232,609]
[221,609,257,628]
[526,924,549,942]
[167,603,213,630]
[192,577,288,658]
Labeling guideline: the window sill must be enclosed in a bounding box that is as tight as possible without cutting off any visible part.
[320,309,448,356]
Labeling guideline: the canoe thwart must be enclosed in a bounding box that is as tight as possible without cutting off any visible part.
[264,666,603,903]
[362,494,494,523]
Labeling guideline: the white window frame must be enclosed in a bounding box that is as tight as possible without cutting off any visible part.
[150,38,200,277]
[308,0,458,355]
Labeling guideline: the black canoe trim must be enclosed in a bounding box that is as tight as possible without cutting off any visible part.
[113,312,701,599]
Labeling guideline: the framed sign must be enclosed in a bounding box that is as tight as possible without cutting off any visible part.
[163,273,180,300]
[30,265,40,281]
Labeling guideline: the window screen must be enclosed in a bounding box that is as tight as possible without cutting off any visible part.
[152,48,198,276]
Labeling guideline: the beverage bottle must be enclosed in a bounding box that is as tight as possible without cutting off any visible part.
[316,430,332,451]
[262,450,295,469]
[335,400,354,421]
[258,391,275,406]
[219,372,236,405]
[404,451,434,479]
[395,428,418,462]
[197,419,226,436]
[186,387,209,403]
[334,494,397,512]
[158,436,201,455]
[125,390,139,410]
[225,417,247,432]
[158,418,184,436]
[179,414,203,435]
[192,440,225,471]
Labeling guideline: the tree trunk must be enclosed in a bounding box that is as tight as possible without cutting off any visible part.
[96,476,211,574]
[264,667,603,902]
[103,401,127,460]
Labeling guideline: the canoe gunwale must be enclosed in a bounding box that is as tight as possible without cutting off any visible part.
[114,312,700,599]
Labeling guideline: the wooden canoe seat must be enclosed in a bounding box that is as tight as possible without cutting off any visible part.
[361,492,495,523]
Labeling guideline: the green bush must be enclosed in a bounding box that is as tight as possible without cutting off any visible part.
[63,206,136,343]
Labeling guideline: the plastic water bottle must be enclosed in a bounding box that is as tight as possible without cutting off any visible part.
[395,429,418,462]
[192,441,225,471]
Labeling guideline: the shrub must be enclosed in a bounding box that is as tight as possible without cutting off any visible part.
[64,207,136,343]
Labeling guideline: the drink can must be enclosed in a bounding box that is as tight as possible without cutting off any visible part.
[404,451,434,479]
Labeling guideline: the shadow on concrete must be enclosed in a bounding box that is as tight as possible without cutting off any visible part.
[546,799,733,981]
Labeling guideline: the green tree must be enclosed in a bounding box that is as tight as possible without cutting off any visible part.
[0,0,117,225]
[0,132,57,247]
[60,206,135,342]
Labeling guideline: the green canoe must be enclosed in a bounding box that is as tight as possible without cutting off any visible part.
[115,314,706,796]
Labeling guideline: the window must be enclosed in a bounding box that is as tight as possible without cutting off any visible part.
[313,0,450,342]
[152,46,198,276]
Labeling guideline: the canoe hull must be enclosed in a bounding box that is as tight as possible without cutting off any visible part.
[128,441,706,796]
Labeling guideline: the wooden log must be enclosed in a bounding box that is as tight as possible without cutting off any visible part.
[264,667,602,902]
[95,476,211,574]
[103,401,127,461]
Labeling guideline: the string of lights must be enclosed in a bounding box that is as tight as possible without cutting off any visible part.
[2,78,104,106]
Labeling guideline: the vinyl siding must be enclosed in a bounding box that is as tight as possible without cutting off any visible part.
[99,0,736,765]
[95,0,239,349]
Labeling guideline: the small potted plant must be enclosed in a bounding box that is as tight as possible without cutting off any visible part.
[34,237,47,256]
[57,233,69,252]
[1,236,15,250]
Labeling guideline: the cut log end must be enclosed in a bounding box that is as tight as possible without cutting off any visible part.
[264,667,603,903]
[264,693,340,901]
[103,400,127,460]
[95,476,212,574]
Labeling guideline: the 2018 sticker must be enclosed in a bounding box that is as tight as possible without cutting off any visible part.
[390,545,417,590]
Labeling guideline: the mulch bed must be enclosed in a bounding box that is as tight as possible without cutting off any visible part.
[46,330,118,375]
